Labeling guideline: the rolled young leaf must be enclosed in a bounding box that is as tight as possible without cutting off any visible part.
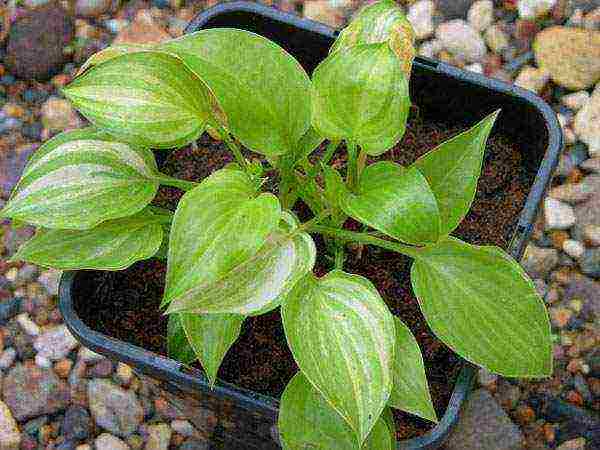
[312,43,410,156]
[166,211,316,316]
[331,0,416,76]
[340,161,441,245]
[389,317,437,423]
[282,270,395,444]
[413,110,500,236]
[12,209,164,270]
[167,314,196,365]
[180,312,244,388]
[63,51,221,149]
[1,128,160,230]
[411,237,553,377]
[159,29,312,157]
[278,372,393,450]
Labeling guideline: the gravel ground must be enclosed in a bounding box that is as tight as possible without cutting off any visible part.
[0,0,599,449]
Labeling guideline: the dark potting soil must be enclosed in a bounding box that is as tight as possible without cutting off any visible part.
[73,111,533,440]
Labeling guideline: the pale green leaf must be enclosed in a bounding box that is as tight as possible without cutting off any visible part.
[312,43,410,156]
[166,211,316,316]
[411,237,553,377]
[1,128,160,230]
[167,314,196,365]
[381,408,396,442]
[12,210,164,270]
[293,126,325,165]
[159,29,312,156]
[389,317,437,423]
[63,51,220,149]
[77,43,153,76]
[341,162,440,245]
[278,372,393,450]
[180,312,244,388]
[413,110,500,235]
[331,0,415,76]
[163,167,281,309]
[282,270,395,444]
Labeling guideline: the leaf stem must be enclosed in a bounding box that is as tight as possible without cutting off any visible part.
[212,122,248,172]
[321,139,340,166]
[307,225,422,259]
[357,149,367,179]
[346,140,358,191]
[157,176,198,191]
[298,210,332,232]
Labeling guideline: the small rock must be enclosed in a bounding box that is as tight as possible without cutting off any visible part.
[0,348,17,370]
[35,354,52,368]
[436,0,475,19]
[407,0,435,40]
[436,20,487,62]
[583,225,600,246]
[89,359,114,378]
[63,406,91,442]
[477,367,498,388]
[2,363,70,420]
[0,298,22,323]
[54,359,74,378]
[534,26,600,90]
[0,400,21,450]
[38,269,61,296]
[549,176,600,203]
[581,157,600,174]
[88,379,143,437]
[95,433,129,450]
[5,5,75,80]
[518,0,557,19]
[514,404,536,425]
[77,347,105,363]
[76,445,92,450]
[114,11,171,45]
[465,62,483,73]
[75,0,112,17]
[514,66,550,93]
[468,0,494,32]
[418,39,444,58]
[580,248,600,277]
[127,433,144,449]
[445,389,523,450]
[180,439,208,450]
[544,198,576,230]
[34,325,78,362]
[303,0,343,28]
[574,84,600,156]
[16,313,40,336]
[522,244,559,278]
[41,97,81,133]
[170,420,195,438]
[145,423,171,450]
[573,374,593,403]
[116,363,134,386]
[557,437,586,450]
[562,91,591,111]
[563,240,585,259]
[484,24,510,53]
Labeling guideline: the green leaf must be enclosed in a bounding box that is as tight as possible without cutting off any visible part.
[413,110,500,236]
[312,43,410,156]
[411,237,553,377]
[323,166,347,227]
[388,317,437,422]
[341,162,440,245]
[77,43,153,76]
[1,128,160,230]
[166,210,316,316]
[331,0,415,76]
[167,314,196,365]
[381,408,396,442]
[63,50,220,149]
[180,312,244,388]
[12,209,164,270]
[159,29,312,156]
[293,126,325,165]
[282,270,395,444]
[279,372,393,450]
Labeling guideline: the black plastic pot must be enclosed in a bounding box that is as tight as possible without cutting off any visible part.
[59,2,563,449]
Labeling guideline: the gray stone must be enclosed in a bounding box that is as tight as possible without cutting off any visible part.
[467,0,494,32]
[2,363,70,420]
[574,84,600,156]
[88,379,143,437]
[445,389,523,450]
[573,196,600,241]
[580,248,600,278]
[544,198,576,230]
[581,157,600,174]
[34,325,78,362]
[180,439,209,450]
[75,0,112,17]
[485,24,510,53]
[549,176,600,204]
[0,400,21,450]
[522,244,559,279]
[95,433,129,450]
[63,406,91,442]
[436,20,487,62]
[170,420,195,437]
[583,225,600,246]
[518,0,557,19]
[407,0,435,40]
[145,423,172,450]
[562,91,591,111]
[0,348,17,370]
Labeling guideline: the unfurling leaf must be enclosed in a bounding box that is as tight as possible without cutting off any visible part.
[63,51,221,149]
[1,128,160,230]
[278,372,393,450]
[167,314,196,365]
[282,270,395,444]
[312,43,410,156]
[331,0,415,76]
[12,209,164,270]
[180,312,244,388]
[411,237,553,377]
[159,29,312,156]
[389,317,437,423]
[413,110,500,236]
[340,162,441,245]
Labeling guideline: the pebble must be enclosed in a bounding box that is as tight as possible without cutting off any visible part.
[573,374,593,403]
[563,240,586,259]
[514,66,550,93]
[145,423,172,450]
[522,244,559,278]
[116,362,134,386]
[557,437,587,449]
[485,24,510,53]
[180,439,208,450]
[0,297,21,323]
[583,225,600,246]
[549,176,600,203]
[514,404,536,425]
[574,84,600,157]
[16,313,41,336]
[562,91,591,111]
[580,248,600,277]
[95,433,130,450]
[88,379,143,437]
[78,347,105,364]
[581,157,600,174]
[550,306,573,328]
[75,0,112,17]
[436,20,487,62]
[418,39,444,58]
[170,420,195,437]
[468,0,494,32]
[34,325,78,362]
[0,400,21,450]
[54,358,74,378]
[41,97,81,133]
[544,198,576,230]
[303,0,344,27]
[0,347,17,369]
[407,0,435,40]
[63,406,91,442]
[518,0,557,19]
[35,353,52,368]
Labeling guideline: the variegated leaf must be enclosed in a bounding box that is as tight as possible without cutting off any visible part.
[166,211,316,316]
[12,209,164,270]
[278,372,393,450]
[180,312,244,388]
[77,43,153,76]
[411,237,553,377]
[282,270,395,444]
[388,317,437,423]
[1,128,160,230]
[63,51,221,149]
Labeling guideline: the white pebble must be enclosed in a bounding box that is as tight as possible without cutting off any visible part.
[35,354,52,369]
[78,347,105,363]
[16,313,40,337]
[563,239,585,259]
[468,0,494,32]
[0,348,17,370]
[407,0,435,40]
[544,197,576,230]
[562,91,590,111]
[171,419,195,437]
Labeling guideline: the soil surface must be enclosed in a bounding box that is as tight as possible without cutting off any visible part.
[73,110,533,440]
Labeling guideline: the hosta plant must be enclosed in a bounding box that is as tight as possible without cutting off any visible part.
[2,1,552,448]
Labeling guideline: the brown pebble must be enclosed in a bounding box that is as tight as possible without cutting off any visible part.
[550,306,572,328]
[543,422,556,443]
[566,390,584,407]
[566,169,584,184]
[171,433,185,446]
[54,359,73,378]
[551,230,570,249]
[514,404,536,425]
[588,378,600,396]
[51,73,72,88]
